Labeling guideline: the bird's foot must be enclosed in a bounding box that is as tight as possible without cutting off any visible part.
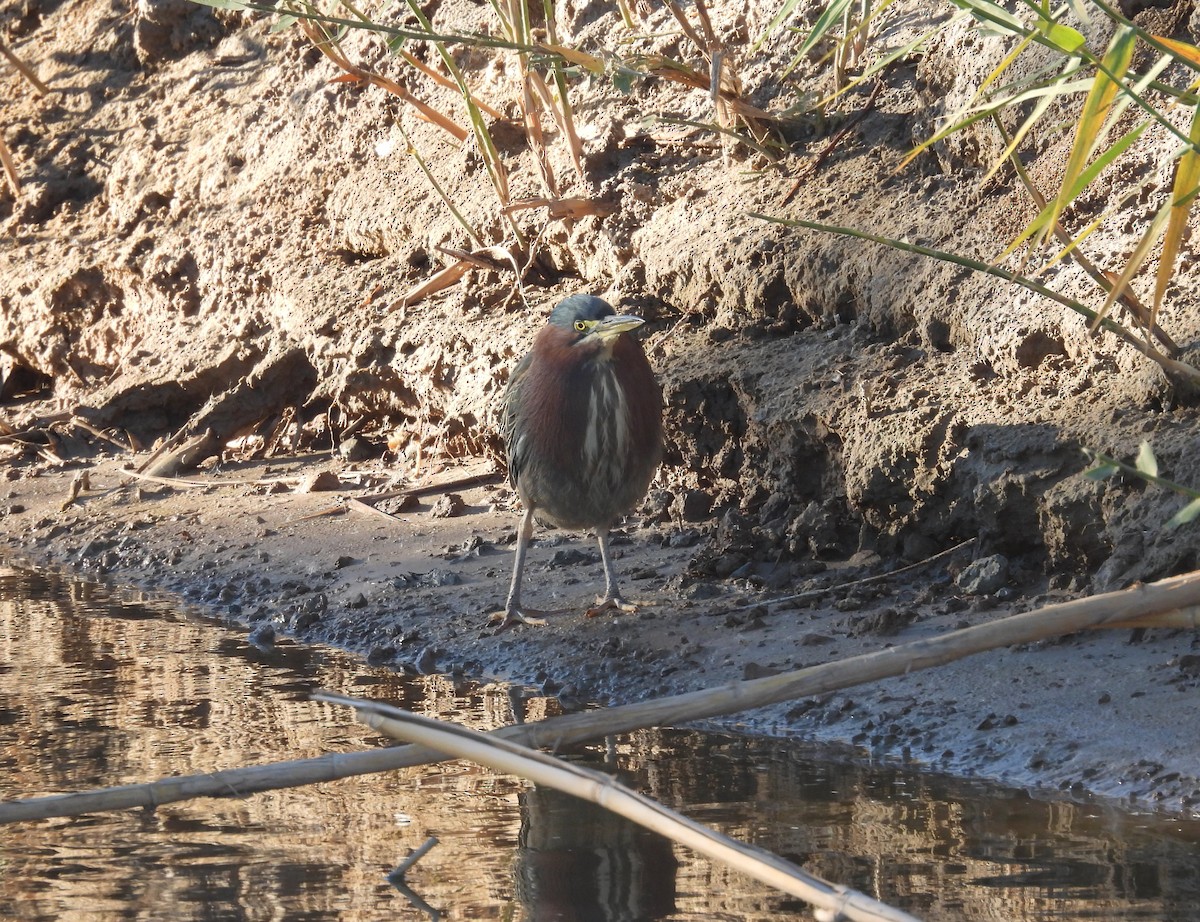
[489,606,571,631]
[585,595,640,618]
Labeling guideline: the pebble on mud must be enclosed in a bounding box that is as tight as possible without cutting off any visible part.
[668,528,702,548]
[430,493,466,518]
[683,581,720,600]
[298,471,344,493]
[955,554,1010,595]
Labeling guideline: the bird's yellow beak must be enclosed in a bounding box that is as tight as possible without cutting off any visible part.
[589,314,645,341]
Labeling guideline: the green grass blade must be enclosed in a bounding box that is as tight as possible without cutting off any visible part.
[400,129,483,248]
[1091,201,1170,330]
[754,0,807,51]
[753,213,1200,384]
[749,212,1137,338]
[980,71,1066,184]
[1000,116,1149,259]
[902,76,1092,172]
[788,0,856,63]
[1036,24,1136,248]
[815,23,942,108]
[1168,496,1200,528]
[949,0,1028,38]
[1136,440,1159,478]
[1084,463,1120,480]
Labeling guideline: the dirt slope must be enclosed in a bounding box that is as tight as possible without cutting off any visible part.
[3,0,1200,812]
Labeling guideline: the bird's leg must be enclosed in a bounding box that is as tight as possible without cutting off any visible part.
[586,527,639,617]
[491,508,570,629]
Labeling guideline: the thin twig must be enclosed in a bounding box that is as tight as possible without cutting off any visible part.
[69,419,132,453]
[391,836,439,878]
[782,80,883,205]
[0,39,50,94]
[743,538,977,612]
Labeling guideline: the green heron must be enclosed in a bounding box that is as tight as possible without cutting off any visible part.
[496,294,663,628]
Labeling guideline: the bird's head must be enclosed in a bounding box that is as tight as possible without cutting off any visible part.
[545,294,645,356]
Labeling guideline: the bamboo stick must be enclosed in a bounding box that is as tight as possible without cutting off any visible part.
[315,693,920,922]
[3,570,1199,824]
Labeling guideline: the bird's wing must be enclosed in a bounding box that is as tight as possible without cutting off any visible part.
[503,351,534,490]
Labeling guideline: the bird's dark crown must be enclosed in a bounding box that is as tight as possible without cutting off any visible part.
[547,294,615,328]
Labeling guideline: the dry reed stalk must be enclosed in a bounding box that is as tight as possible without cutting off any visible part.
[393,259,473,308]
[0,38,50,197]
[317,692,922,922]
[300,20,469,142]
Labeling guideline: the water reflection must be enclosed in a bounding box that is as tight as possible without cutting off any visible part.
[516,787,678,921]
[1,563,1199,922]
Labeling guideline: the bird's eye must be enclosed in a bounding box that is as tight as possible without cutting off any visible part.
[573,320,588,332]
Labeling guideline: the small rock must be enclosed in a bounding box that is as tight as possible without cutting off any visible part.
[847,607,914,637]
[424,569,461,587]
[334,555,356,569]
[337,436,374,462]
[415,646,439,674]
[956,554,1009,595]
[430,493,465,518]
[641,489,673,523]
[847,549,882,569]
[549,548,595,568]
[377,493,418,515]
[298,470,344,493]
[1178,654,1200,676]
[247,623,275,647]
[743,662,780,680]
[367,646,396,666]
[668,528,702,548]
[711,553,747,578]
[684,581,719,600]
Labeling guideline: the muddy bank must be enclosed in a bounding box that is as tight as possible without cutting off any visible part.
[3,0,1200,814]
[4,443,1200,816]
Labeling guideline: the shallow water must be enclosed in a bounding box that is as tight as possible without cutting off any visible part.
[2,563,1199,922]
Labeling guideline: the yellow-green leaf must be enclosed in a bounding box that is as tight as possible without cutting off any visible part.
[1149,33,1200,68]
[1000,119,1149,260]
[537,43,604,74]
[1091,202,1169,330]
[1036,18,1086,53]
